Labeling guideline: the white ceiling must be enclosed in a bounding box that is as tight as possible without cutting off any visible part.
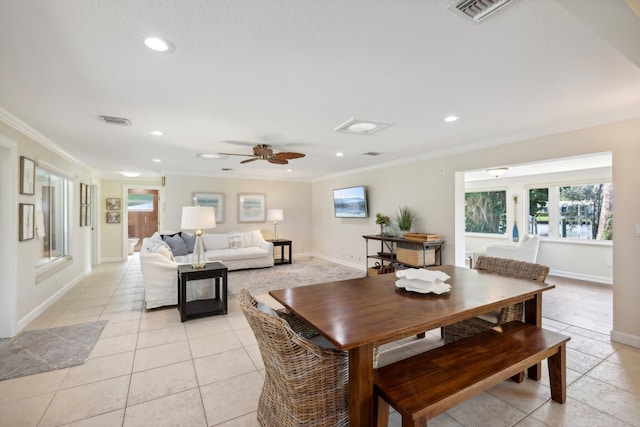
[1,0,639,182]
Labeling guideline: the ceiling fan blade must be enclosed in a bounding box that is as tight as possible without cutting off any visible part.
[241,158,259,164]
[218,152,256,157]
[253,145,273,156]
[268,158,288,165]
[274,152,305,160]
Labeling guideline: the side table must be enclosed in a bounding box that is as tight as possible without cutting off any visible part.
[267,239,292,265]
[177,262,228,322]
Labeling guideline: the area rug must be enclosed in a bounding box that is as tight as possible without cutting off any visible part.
[0,321,107,381]
[227,258,365,298]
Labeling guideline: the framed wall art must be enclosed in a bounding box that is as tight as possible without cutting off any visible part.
[20,156,36,195]
[106,198,121,210]
[19,203,35,241]
[238,193,265,223]
[106,211,121,224]
[192,192,224,223]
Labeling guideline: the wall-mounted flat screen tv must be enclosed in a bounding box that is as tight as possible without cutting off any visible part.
[333,186,368,218]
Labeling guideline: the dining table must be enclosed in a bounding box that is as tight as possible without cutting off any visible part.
[269,264,555,427]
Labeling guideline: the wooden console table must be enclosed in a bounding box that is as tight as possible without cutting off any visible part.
[363,234,444,270]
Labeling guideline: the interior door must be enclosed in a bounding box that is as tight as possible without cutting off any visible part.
[127,189,159,252]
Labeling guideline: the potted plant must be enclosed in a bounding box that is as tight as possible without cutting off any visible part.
[394,205,416,233]
[375,213,391,235]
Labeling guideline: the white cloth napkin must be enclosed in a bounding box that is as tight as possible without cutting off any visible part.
[395,269,452,294]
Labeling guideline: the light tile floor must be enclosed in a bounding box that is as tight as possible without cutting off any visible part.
[0,256,638,426]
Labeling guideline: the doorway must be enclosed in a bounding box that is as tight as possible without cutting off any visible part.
[126,187,160,254]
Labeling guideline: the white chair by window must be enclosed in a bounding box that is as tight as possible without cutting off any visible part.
[486,234,540,263]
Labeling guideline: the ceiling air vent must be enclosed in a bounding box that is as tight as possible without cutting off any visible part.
[449,0,520,23]
[99,115,131,126]
[363,152,382,156]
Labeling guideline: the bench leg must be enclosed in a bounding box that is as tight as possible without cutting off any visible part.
[511,371,525,383]
[548,343,567,403]
[374,395,390,427]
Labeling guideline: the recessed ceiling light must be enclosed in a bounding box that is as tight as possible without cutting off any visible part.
[336,152,344,157]
[287,169,292,173]
[334,117,392,135]
[150,130,164,136]
[197,153,222,159]
[121,171,140,178]
[443,115,459,122]
[152,159,162,163]
[144,37,175,53]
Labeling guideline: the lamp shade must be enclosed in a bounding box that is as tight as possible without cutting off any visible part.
[181,206,216,230]
[267,209,284,222]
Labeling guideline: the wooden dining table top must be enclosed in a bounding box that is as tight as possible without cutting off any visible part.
[269,264,555,350]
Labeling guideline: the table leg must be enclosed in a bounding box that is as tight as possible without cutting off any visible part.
[349,344,374,427]
[525,293,543,380]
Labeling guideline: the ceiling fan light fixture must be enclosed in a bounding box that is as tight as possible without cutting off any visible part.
[487,167,508,177]
[334,118,392,135]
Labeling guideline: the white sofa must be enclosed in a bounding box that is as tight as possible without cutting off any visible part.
[140,230,274,309]
[486,234,540,263]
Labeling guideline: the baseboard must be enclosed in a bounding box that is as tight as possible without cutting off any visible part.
[310,253,366,271]
[17,267,92,333]
[611,329,640,349]
[548,269,612,285]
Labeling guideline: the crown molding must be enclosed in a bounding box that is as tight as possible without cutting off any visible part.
[0,107,91,170]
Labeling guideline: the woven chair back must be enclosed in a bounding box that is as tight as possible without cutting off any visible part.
[475,256,549,282]
[238,289,350,427]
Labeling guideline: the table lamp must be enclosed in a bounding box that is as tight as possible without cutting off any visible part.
[181,206,216,269]
[267,208,284,240]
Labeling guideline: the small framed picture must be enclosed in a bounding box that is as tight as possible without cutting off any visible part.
[193,192,225,223]
[20,156,36,195]
[19,203,35,241]
[238,193,266,223]
[106,211,121,224]
[106,198,121,210]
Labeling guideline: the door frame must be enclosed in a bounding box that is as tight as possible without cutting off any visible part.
[122,184,163,258]
[0,135,18,337]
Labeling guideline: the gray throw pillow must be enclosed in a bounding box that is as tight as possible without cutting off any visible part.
[257,301,277,316]
[163,234,188,256]
[181,232,196,253]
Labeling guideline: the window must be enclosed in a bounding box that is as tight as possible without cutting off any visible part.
[35,167,69,267]
[465,190,506,234]
[527,183,612,240]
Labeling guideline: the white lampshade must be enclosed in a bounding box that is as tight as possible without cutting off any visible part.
[181,206,216,269]
[267,209,284,222]
[181,206,216,230]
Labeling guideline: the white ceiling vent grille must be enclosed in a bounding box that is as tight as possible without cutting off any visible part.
[99,115,131,126]
[449,0,520,23]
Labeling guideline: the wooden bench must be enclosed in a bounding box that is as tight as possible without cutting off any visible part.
[373,321,570,427]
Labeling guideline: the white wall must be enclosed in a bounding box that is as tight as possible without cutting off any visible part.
[311,117,640,348]
[164,175,313,256]
[0,120,96,334]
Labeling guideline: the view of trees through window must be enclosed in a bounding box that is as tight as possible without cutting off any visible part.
[528,183,613,240]
[465,191,506,234]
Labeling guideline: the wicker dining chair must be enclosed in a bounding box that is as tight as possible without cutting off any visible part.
[240,288,378,426]
[443,256,549,344]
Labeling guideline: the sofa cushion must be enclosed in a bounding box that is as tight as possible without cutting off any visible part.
[206,247,268,262]
[163,234,188,256]
[202,233,230,250]
[228,232,242,249]
[156,244,174,261]
[181,232,196,253]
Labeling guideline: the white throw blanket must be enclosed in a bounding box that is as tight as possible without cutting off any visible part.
[395,269,452,294]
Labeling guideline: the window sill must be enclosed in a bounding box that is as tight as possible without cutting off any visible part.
[36,257,73,284]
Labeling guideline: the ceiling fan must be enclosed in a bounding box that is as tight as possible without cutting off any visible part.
[219,144,305,165]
